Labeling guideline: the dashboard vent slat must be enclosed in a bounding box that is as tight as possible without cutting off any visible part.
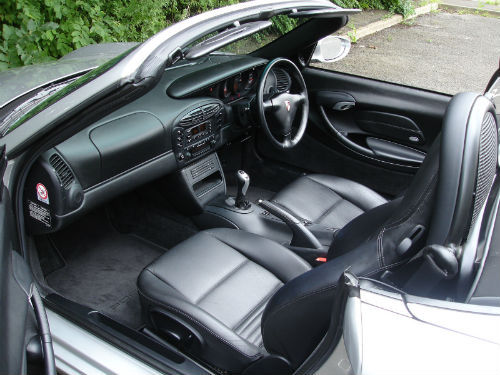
[49,154,74,189]
[180,104,221,126]
[202,103,221,119]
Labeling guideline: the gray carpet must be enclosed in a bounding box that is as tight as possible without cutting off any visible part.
[46,232,164,329]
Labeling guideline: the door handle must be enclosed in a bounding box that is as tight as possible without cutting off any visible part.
[332,101,355,111]
[316,91,356,109]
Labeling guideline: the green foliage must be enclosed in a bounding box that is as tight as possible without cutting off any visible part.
[0,0,414,72]
[333,0,415,17]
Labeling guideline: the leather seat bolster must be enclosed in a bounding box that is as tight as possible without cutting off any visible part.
[205,228,312,282]
[261,242,382,369]
[138,265,264,371]
[330,198,402,259]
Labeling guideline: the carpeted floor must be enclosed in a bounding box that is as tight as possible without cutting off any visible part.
[46,226,165,329]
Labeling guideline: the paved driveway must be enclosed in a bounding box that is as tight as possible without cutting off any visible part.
[313,11,500,95]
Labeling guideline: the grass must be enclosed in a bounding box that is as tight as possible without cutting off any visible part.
[452,6,500,17]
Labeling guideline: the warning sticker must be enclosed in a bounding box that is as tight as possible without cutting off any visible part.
[28,200,51,228]
[36,183,49,204]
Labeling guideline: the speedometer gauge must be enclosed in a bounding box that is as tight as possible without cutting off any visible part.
[244,71,256,90]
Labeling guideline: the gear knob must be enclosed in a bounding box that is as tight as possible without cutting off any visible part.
[235,170,250,209]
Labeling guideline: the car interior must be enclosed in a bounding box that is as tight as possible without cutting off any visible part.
[18,9,500,375]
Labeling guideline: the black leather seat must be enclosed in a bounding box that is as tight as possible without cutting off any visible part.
[138,228,311,373]
[272,174,387,231]
[138,93,498,374]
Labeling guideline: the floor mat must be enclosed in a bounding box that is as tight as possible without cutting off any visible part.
[45,214,165,329]
[108,187,199,250]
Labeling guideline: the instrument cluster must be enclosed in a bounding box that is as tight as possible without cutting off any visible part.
[205,68,259,103]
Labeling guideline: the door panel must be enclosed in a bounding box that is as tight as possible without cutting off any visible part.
[305,68,450,165]
[0,188,32,374]
[256,68,450,197]
[0,176,53,373]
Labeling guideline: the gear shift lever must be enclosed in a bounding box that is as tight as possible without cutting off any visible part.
[235,170,250,209]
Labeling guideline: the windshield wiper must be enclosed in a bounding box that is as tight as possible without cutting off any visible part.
[185,20,272,60]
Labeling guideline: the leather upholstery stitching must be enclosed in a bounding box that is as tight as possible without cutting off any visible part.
[195,259,249,304]
[379,172,438,266]
[207,230,310,281]
[377,229,384,268]
[262,259,407,353]
[316,196,345,223]
[233,283,282,332]
[306,175,386,210]
[138,289,263,359]
[384,172,438,230]
[304,176,363,213]
[262,283,338,347]
[144,269,187,299]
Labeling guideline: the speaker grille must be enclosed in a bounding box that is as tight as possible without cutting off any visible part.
[471,111,497,226]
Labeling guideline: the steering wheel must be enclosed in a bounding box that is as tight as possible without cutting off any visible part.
[256,58,309,149]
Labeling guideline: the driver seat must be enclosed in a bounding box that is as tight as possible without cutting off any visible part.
[271,173,387,232]
[137,93,498,374]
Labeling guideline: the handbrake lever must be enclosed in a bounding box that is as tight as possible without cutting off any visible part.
[258,200,322,249]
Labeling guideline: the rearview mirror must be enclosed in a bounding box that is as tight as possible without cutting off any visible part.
[311,36,351,63]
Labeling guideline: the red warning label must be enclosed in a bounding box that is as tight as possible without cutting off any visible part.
[36,183,49,204]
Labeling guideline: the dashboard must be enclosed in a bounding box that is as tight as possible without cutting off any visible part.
[24,54,293,234]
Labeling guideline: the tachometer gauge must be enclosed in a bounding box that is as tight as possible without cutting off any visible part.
[220,80,231,99]
[231,74,242,95]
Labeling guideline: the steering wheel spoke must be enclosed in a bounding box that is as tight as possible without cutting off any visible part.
[263,98,275,112]
[282,132,292,148]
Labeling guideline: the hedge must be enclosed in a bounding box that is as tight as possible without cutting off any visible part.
[0,0,414,71]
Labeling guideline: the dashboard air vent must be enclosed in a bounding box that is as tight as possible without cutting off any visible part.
[202,103,221,119]
[180,104,221,127]
[180,108,204,126]
[49,154,74,189]
[274,68,291,93]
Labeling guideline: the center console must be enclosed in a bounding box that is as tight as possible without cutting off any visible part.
[166,151,334,264]
[166,153,226,215]
[172,102,225,166]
